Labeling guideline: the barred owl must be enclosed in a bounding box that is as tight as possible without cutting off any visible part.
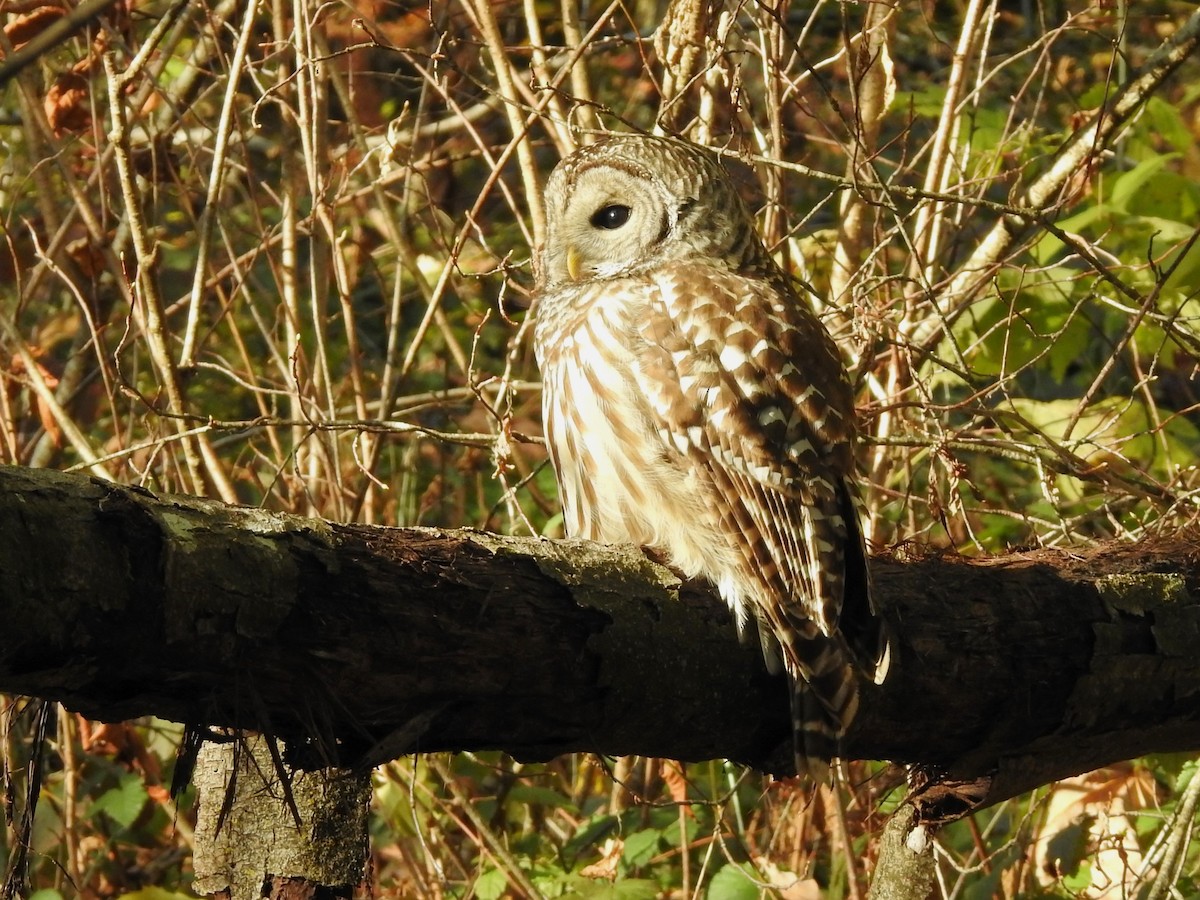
[532,134,890,777]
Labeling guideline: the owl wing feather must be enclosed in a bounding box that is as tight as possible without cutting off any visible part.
[632,261,887,762]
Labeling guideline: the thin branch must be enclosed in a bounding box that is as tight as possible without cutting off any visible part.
[912,8,1200,348]
[0,0,120,85]
[178,0,259,368]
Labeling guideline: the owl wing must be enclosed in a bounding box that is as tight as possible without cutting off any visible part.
[635,261,889,707]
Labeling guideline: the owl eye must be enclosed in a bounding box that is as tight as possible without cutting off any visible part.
[590,204,632,230]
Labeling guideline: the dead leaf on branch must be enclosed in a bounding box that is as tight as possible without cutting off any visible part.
[45,70,90,135]
[2,3,64,52]
[579,838,622,881]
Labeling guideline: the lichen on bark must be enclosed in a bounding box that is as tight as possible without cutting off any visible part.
[192,737,370,900]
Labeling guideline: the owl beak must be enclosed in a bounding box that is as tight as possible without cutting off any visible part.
[566,245,581,281]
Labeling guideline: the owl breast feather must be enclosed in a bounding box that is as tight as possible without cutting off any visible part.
[535,279,753,626]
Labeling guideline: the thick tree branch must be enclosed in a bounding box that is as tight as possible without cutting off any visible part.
[2,465,1199,812]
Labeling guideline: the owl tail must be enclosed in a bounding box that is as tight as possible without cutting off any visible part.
[836,478,892,687]
[787,635,861,782]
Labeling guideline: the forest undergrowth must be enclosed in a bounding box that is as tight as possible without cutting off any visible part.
[2,1,1200,897]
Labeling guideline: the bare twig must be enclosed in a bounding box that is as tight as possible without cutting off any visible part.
[178,0,259,368]
[914,8,1200,348]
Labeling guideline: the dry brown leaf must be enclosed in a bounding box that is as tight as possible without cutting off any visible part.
[66,231,107,280]
[8,349,62,446]
[2,4,63,52]
[45,71,91,136]
[753,856,822,900]
[1033,764,1158,898]
[79,718,164,783]
[34,391,60,446]
[579,837,623,881]
[661,759,690,806]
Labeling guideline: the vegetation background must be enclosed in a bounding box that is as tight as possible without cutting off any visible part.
[1,0,1199,896]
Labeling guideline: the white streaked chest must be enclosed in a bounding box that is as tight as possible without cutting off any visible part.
[536,288,743,606]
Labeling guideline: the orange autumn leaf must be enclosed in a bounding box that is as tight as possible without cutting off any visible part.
[3,4,64,52]
[45,71,91,136]
[661,759,690,806]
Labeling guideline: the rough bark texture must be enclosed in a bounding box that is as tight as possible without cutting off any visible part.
[2,464,1199,811]
[865,804,934,900]
[192,738,369,900]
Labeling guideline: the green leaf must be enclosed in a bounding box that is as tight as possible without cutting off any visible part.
[1173,758,1200,794]
[115,890,196,900]
[1061,859,1094,892]
[29,891,65,900]
[506,785,577,810]
[474,868,509,900]
[90,773,149,829]
[1110,154,1179,212]
[893,86,946,118]
[1031,204,1107,264]
[706,862,762,900]
[609,881,659,899]
[1124,214,1196,244]
[1044,820,1089,881]
[564,814,619,863]
[621,829,662,869]
[561,878,660,900]
[1164,244,1200,296]
[1143,96,1194,155]
[542,511,565,536]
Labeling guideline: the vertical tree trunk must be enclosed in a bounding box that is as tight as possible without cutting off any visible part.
[192,737,370,900]
[867,803,935,900]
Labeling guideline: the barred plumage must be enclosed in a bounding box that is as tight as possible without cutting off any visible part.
[532,135,890,777]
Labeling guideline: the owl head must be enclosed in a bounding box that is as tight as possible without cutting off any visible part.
[536,135,755,289]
